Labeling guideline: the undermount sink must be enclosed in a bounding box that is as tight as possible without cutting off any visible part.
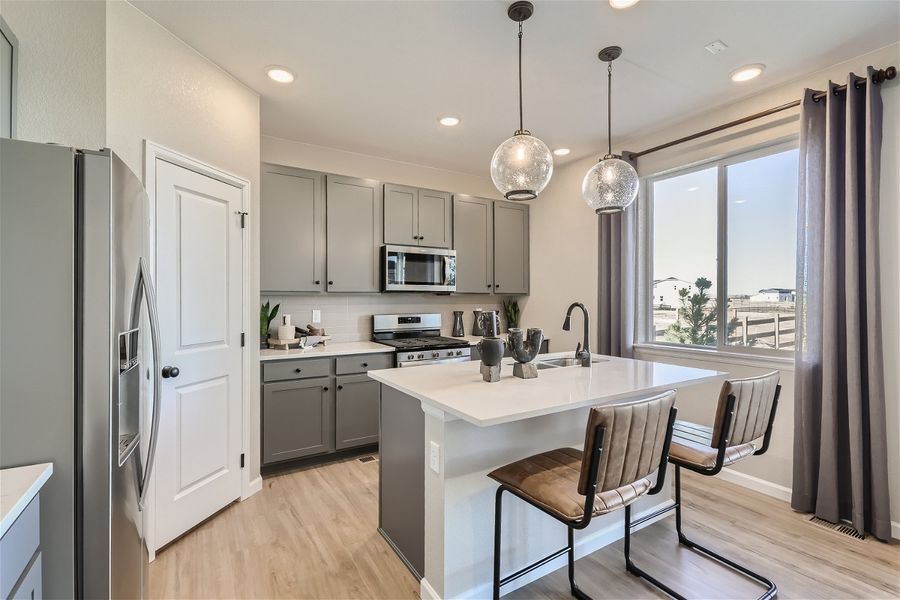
[536,356,593,369]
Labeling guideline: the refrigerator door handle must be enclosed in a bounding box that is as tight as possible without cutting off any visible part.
[130,256,162,510]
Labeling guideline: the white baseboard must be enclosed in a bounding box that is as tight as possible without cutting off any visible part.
[242,475,262,500]
[438,499,674,600]
[420,577,440,600]
[717,468,792,502]
[717,468,900,541]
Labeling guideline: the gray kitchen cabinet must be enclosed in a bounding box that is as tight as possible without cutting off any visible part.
[326,175,383,292]
[384,184,451,249]
[335,374,380,450]
[261,164,325,293]
[493,201,530,295]
[383,184,418,246]
[262,377,334,464]
[452,195,494,293]
[1,495,41,600]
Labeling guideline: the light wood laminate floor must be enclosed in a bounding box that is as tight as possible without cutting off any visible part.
[150,455,899,599]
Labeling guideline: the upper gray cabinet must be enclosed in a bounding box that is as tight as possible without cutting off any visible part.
[452,195,494,293]
[493,201,529,295]
[261,164,325,293]
[326,175,383,293]
[384,184,451,249]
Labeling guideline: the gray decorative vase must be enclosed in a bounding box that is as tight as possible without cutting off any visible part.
[508,327,544,379]
[471,309,484,336]
[451,311,465,337]
[477,335,506,383]
[481,310,501,338]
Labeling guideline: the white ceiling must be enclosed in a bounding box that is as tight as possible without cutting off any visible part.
[134,0,899,176]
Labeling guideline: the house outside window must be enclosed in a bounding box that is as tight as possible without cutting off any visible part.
[641,142,799,356]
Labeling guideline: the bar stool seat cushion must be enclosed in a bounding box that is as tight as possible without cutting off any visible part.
[487,447,652,523]
[669,420,756,469]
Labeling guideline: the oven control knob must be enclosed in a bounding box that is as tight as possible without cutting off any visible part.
[407,354,414,360]
[456,350,463,356]
[432,351,439,358]
[418,353,424,359]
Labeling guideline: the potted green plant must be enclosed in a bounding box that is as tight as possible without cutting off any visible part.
[502,298,520,331]
[260,301,280,349]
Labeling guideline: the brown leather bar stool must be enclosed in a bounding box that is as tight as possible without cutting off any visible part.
[630,371,781,600]
[488,390,678,600]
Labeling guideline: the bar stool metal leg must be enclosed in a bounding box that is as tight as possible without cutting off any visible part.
[623,504,687,600]
[672,466,778,600]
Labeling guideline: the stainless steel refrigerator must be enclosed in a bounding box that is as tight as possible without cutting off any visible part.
[0,138,161,599]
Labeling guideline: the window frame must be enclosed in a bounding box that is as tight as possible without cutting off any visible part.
[638,138,799,359]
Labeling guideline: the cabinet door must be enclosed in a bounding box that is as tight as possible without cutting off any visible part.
[453,196,494,293]
[417,189,452,248]
[326,175,383,292]
[494,201,529,295]
[383,183,418,246]
[262,377,334,464]
[261,165,325,292]
[335,374,380,450]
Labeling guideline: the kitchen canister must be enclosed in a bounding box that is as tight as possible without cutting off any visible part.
[451,311,465,337]
[278,314,294,341]
[471,309,484,336]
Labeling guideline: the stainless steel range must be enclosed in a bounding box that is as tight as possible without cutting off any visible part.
[373,313,471,367]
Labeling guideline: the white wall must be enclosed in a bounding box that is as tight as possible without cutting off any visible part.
[527,43,900,529]
[105,0,263,516]
[0,0,106,149]
[262,134,500,199]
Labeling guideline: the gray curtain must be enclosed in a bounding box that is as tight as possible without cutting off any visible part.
[597,166,636,358]
[792,68,891,541]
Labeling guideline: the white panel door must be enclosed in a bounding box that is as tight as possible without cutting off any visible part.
[154,159,243,548]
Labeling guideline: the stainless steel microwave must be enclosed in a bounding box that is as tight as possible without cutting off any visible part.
[382,245,456,292]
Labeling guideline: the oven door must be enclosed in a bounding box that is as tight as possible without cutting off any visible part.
[397,356,471,367]
[383,245,456,292]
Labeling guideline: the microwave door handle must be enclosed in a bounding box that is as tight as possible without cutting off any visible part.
[129,257,162,510]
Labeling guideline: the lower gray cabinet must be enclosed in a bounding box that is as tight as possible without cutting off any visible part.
[335,374,380,450]
[262,377,334,464]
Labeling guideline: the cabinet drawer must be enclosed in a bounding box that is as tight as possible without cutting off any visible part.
[0,495,40,600]
[335,353,393,375]
[263,358,331,382]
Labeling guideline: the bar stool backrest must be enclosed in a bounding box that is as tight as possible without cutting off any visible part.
[710,371,780,447]
[578,391,677,496]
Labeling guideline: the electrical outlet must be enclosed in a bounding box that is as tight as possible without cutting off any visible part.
[312,309,321,323]
[429,441,440,474]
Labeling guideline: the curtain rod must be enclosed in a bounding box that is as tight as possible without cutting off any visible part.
[627,65,897,160]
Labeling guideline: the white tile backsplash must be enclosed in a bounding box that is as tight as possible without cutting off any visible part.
[262,293,504,342]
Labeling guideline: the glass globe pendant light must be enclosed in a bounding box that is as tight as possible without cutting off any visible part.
[490,1,553,201]
[582,46,639,213]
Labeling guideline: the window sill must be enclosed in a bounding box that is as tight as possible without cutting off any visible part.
[633,343,795,372]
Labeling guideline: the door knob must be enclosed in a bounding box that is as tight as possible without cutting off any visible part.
[161,366,180,379]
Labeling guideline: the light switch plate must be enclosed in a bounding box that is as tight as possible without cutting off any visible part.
[429,441,440,474]
[312,309,321,323]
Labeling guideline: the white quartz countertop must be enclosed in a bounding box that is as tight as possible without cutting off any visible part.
[260,341,393,362]
[369,352,724,427]
[0,463,52,538]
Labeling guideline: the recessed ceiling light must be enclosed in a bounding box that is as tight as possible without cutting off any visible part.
[609,0,639,8]
[553,148,571,156]
[730,64,765,82]
[687,186,699,192]
[439,116,460,127]
[266,66,294,83]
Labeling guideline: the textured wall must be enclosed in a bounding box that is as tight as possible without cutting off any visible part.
[0,0,106,149]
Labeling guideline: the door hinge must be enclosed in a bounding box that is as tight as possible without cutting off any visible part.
[236,211,248,228]
[241,332,245,347]
[240,453,245,468]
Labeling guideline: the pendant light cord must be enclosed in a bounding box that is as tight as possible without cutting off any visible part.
[607,61,613,156]
[517,20,524,134]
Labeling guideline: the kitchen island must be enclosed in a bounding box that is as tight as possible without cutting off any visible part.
[369,352,723,599]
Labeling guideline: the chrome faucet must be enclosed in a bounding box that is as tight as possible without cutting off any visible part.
[562,302,592,367]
